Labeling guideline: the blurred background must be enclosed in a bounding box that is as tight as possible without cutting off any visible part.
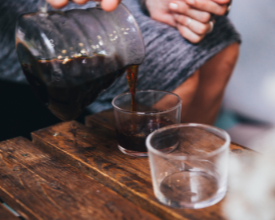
[215,0,275,152]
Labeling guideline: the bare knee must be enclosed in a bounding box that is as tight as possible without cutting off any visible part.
[172,70,200,115]
[199,43,240,93]
[173,70,199,100]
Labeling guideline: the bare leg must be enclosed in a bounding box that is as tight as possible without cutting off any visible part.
[173,43,240,124]
[153,70,199,114]
[172,69,200,117]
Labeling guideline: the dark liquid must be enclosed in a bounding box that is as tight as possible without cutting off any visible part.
[126,65,139,111]
[116,116,175,152]
[18,42,126,121]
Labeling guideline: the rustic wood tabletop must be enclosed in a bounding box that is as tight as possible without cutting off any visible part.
[0,110,257,220]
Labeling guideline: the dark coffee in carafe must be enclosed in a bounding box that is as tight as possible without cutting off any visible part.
[16,4,145,121]
[18,43,126,121]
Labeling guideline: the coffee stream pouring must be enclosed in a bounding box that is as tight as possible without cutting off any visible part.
[16,1,145,121]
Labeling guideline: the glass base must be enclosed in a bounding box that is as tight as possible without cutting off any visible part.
[118,145,148,157]
[157,187,226,209]
[118,140,179,157]
[156,171,227,209]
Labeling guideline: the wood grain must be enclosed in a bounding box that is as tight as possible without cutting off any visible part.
[31,111,257,220]
[0,203,18,220]
[87,110,257,156]
[0,137,159,220]
[86,109,116,131]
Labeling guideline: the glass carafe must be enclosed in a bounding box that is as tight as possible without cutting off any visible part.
[15,2,145,121]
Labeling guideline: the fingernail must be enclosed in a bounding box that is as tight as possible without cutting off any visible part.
[169,2,178,10]
[186,0,195,4]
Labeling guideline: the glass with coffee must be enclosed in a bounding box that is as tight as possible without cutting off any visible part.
[112,90,182,157]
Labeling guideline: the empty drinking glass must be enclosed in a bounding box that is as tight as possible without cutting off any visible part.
[146,123,230,209]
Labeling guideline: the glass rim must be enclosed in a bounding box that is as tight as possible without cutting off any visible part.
[111,89,182,115]
[146,123,231,160]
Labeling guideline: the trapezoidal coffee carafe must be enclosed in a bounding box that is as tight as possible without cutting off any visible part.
[16,2,145,121]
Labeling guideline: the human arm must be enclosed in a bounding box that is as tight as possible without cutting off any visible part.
[46,0,121,11]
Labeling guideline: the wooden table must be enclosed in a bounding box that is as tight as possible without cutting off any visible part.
[0,110,256,220]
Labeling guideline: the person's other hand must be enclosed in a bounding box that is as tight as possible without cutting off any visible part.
[145,0,177,28]
[184,0,230,16]
[46,0,121,12]
[169,0,230,22]
[168,0,230,43]
[146,0,214,43]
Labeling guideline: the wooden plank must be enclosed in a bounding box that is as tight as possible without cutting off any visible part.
[0,203,18,220]
[86,109,115,131]
[86,110,257,154]
[0,137,159,220]
[32,113,257,220]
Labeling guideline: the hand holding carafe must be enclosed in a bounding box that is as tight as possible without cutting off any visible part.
[46,0,121,11]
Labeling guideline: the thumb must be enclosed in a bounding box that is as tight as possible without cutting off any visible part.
[100,0,121,12]
[46,0,68,8]
[211,0,231,4]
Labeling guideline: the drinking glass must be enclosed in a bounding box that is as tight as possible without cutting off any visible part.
[146,124,230,209]
[112,90,182,157]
